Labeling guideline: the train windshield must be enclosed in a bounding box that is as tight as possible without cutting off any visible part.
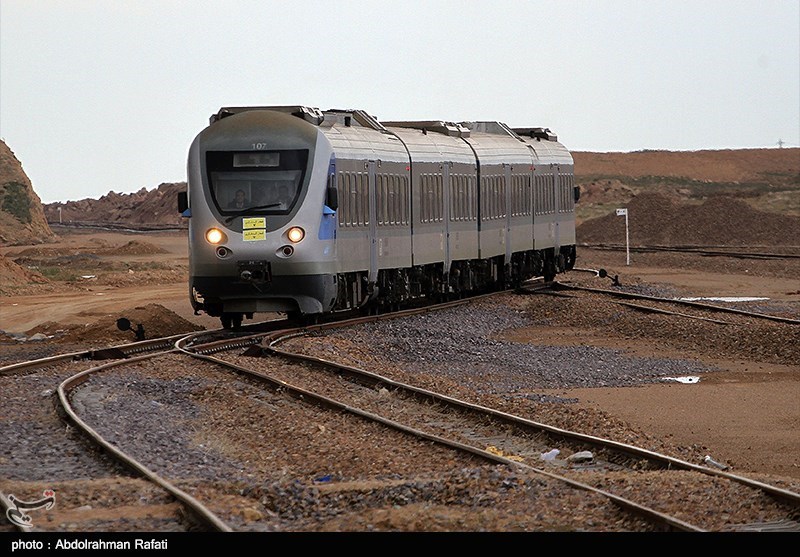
[206,150,309,215]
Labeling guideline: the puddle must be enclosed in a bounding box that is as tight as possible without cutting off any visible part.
[663,376,700,384]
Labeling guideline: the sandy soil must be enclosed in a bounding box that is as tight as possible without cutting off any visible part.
[1,230,798,480]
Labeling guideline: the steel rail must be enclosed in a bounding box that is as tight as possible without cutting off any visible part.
[56,351,234,532]
[580,243,800,260]
[554,282,800,324]
[260,329,800,509]
[174,345,704,532]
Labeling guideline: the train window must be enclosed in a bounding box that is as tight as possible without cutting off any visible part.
[430,174,437,223]
[389,175,402,224]
[382,175,389,226]
[383,176,388,226]
[480,177,487,220]
[488,176,494,220]
[526,175,532,215]
[449,177,455,222]
[362,173,370,226]
[468,176,475,221]
[398,175,404,225]
[401,175,407,225]
[512,176,519,217]
[489,176,495,220]
[376,175,383,226]
[513,176,518,217]
[356,173,364,227]
[460,177,465,221]
[516,176,520,216]
[421,174,429,224]
[461,177,465,221]
[545,175,550,214]
[421,174,431,222]
[500,177,507,219]
[346,172,355,226]
[395,176,401,225]
[342,172,350,227]
[338,172,346,227]
[440,175,445,222]
[455,175,463,222]
[206,150,307,215]
[498,176,504,219]
[493,176,500,220]
[524,175,531,216]
[233,152,279,168]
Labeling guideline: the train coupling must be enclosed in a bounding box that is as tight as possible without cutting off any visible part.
[237,260,270,283]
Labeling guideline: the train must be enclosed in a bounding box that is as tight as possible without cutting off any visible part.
[178,105,579,329]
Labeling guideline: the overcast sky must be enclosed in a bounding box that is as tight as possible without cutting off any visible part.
[1,0,798,204]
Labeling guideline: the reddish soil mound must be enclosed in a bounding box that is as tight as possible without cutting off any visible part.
[108,240,169,255]
[32,303,205,344]
[42,183,187,228]
[576,192,800,246]
[573,148,800,183]
[0,253,48,292]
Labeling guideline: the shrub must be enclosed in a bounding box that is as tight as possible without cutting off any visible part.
[2,181,32,223]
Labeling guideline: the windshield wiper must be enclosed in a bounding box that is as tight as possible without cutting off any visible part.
[224,203,282,224]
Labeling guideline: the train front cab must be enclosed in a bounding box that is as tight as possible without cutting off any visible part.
[184,107,340,326]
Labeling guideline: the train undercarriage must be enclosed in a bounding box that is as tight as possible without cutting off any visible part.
[206,245,575,329]
[332,244,576,313]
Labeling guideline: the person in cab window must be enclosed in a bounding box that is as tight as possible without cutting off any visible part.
[278,185,290,209]
[228,189,247,209]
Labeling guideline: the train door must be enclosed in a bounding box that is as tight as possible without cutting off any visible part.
[442,162,452,276]
[552,164,561,255]
[504,163,512,265]
[368,160,378,284]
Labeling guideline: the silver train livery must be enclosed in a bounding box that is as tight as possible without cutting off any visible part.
[179,106,579,328]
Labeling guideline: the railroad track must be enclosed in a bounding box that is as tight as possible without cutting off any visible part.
[72,291,799,530]
[554,279,800,325]
[4,281,798,531]
[580,243,800,260]
[0,354,223,533]
[203,322,799,531]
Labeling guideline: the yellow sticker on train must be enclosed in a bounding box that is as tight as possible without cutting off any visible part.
[243,217,266,229]
[243,229,266,241]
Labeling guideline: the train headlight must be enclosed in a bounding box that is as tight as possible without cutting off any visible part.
[205,228,226,244]
[287,226,305,243]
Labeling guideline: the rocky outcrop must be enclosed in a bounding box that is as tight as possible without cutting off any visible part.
[42,182,187,228]
[0,141,56,246]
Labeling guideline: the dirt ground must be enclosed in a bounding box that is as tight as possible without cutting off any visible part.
[1,229,798,480]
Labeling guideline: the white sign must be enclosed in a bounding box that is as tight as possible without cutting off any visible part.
[616,208,630,265]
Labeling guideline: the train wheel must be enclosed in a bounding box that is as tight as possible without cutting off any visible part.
[544,261,556,282]
[220,313,243,330]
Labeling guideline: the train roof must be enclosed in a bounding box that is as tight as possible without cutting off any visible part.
[211,106,561,141]
[209,105,571,163]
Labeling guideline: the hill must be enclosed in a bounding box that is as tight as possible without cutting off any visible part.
[573,148,800,224]
[42,182,187,229]
[2,139,798,246]
[0,140,56,246]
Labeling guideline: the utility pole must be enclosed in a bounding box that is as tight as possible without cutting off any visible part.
[777,139,784,148]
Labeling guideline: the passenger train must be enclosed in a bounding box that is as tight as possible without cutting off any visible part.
[178,105,579,329]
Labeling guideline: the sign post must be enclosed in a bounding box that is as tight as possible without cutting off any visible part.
[616,208,630,265]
